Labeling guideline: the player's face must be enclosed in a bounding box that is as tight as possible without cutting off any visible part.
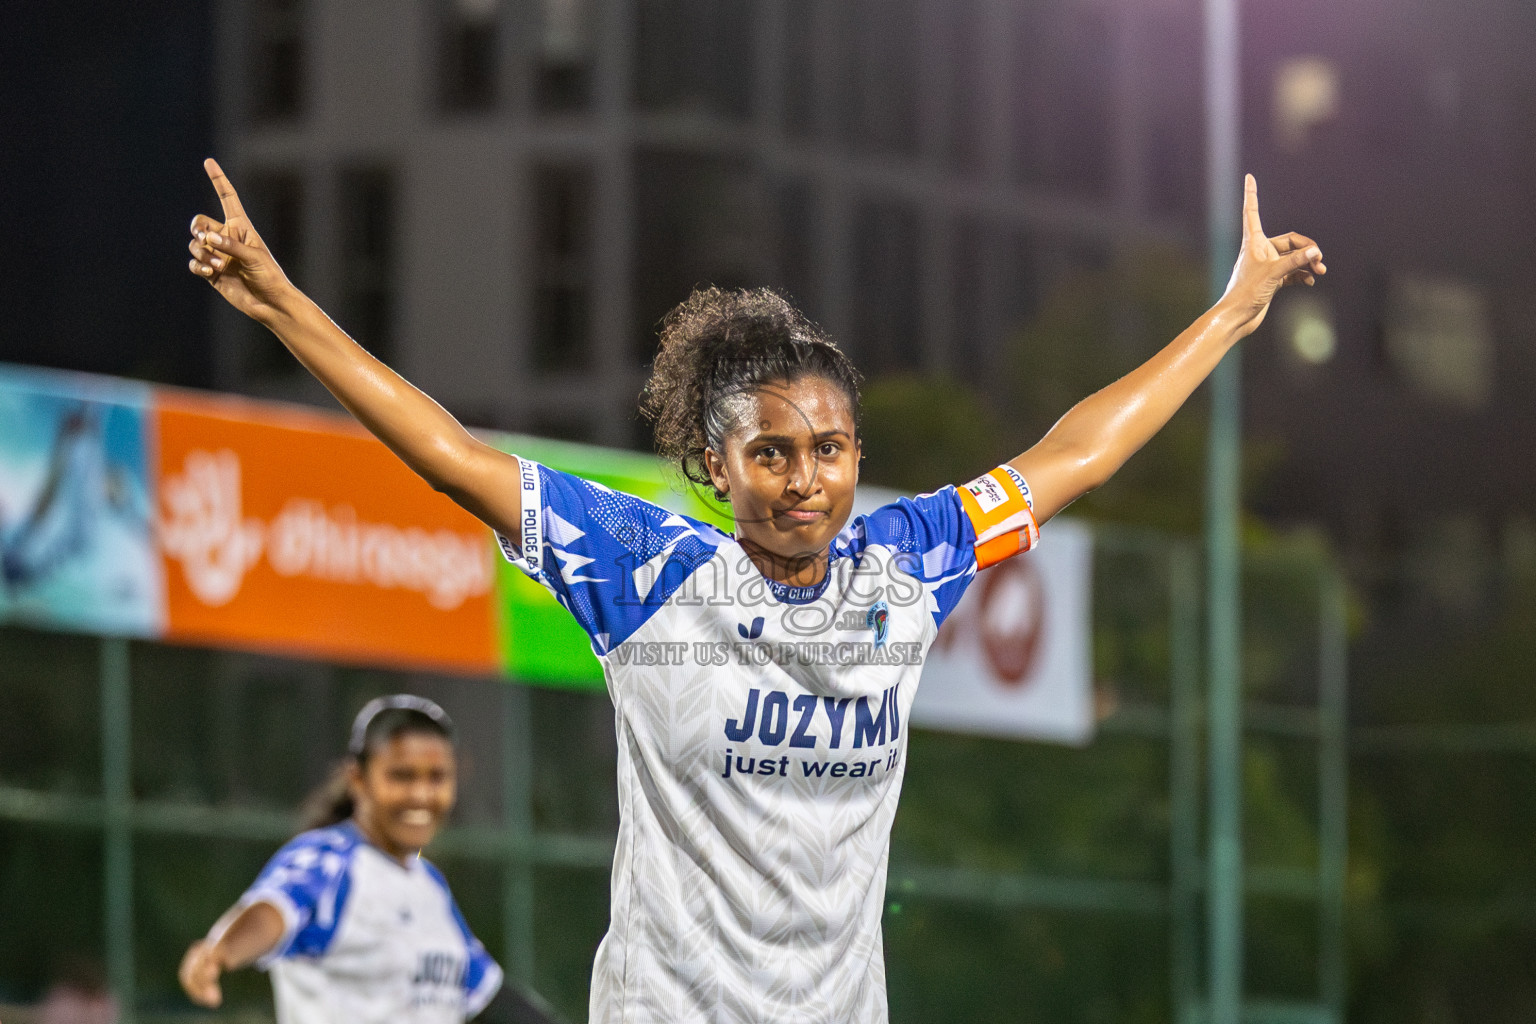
[705,375,860,580]
[350,732,457,860]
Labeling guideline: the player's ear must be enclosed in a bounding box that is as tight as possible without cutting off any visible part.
[345,759,366,800]
[703,448,730,497]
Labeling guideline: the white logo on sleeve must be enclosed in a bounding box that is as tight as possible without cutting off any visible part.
[517,458,542,571]
[963,473,1008,514]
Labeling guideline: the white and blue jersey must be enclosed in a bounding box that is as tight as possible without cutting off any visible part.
[497,459,1038,1024]
[236,820,502,1024]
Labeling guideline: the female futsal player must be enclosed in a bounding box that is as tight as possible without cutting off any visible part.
[177,695,502,1022]
[188,158,1322,1023]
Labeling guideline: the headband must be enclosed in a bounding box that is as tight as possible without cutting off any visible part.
[348,694,454,758]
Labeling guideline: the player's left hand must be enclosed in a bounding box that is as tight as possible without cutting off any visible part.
[1219,174,1326,337]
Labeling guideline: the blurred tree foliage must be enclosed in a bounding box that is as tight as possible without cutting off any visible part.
[860,374,1010,494]
[1000,243,1214,533]
[1346,578,1536,1024]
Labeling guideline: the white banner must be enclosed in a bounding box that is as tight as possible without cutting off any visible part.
[855,487,1095,745]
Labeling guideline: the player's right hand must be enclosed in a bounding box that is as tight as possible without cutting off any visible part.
[178,938,225,1008]
[188,157,295,323]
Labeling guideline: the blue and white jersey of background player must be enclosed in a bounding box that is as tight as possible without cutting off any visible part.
[497,457,1039,1024]
[234,820,502,1024]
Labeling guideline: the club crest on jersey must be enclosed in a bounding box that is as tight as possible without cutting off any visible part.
[866,601,890,648]
[737,616,765,640]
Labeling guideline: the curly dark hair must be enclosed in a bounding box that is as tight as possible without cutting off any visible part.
[640,286,862,500]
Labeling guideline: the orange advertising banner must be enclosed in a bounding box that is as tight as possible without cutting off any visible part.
[154,391,499,673]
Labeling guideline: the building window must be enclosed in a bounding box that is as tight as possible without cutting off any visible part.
[535,0,593,112]
[337,168,395,365]
[771,180,819,322]
[632,151,765,362]
[1009,0,1114,198]
[850,201,922,374]
[845,0,920,157]
[241,170,306,378]
[251,0,305,121]
[791,0,920,154]
[635,0,754,121]
[530,164,593,371]
[1141,9,1202,217]
[951,221,1052,391]
[782,0,818,138]
[1382,273,1493,409]
[951,217,991,385]
[946,0,988,174]
[439,0,500,112]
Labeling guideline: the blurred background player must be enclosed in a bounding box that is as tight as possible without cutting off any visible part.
[176,695,502,1023]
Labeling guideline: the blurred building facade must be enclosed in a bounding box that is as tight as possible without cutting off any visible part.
[208,0,1536,630]
[1238,0,1536,634]
[210,0,1206,447]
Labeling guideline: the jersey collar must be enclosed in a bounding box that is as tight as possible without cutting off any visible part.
[762,573,831,605]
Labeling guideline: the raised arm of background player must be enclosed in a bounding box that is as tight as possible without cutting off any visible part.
[1009,175,1324,525]
[188,158,525,537]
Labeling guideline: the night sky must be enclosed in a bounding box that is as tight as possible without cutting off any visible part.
[0,1,214,387]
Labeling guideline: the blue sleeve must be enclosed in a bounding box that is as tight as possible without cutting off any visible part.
[239,827,356,964]
[840,486,979,630]
[422,862,504,1017]
[494,459,728,654]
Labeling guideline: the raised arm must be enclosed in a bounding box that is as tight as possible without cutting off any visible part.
[188,159,522,536]
[1008,175,1325,525]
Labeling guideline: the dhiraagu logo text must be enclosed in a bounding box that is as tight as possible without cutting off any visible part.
[159,448,490,611]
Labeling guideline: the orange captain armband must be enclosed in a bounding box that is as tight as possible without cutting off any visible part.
[955,465,1041,569]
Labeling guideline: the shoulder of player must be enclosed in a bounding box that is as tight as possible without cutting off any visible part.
[833,485,965,555]
[270,821,365,867]
[414,857,474,934]
[415,855,451,890]
[533,461,731,546]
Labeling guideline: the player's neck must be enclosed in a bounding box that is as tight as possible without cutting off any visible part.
[350,813,419,867]
[738,539,828,589]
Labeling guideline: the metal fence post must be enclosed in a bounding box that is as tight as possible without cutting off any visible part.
[1203,0,1244,1012]
[1317,571,1348,1019]
[1170,542,1204,1024]
[503,683,536,987]
[101,637,135,1024]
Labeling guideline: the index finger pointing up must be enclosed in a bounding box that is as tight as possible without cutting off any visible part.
[204,157,246,221]
[1242,173,1263,241]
